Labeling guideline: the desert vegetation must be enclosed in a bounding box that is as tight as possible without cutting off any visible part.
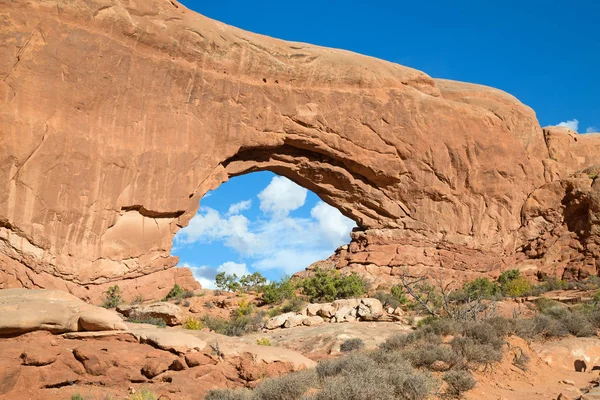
[203,268,600,399]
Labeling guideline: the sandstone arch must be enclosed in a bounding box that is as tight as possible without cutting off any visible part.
[1,0,599,301]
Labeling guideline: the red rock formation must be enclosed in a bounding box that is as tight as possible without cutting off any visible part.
[1,0,599,299]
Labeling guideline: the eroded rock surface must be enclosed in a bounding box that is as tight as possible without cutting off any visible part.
[1,0,599,297]
[0,289,127,335]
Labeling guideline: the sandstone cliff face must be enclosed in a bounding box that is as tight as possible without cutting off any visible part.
[0,0,598,299]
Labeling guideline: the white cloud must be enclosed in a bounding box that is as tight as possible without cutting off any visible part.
[586,126,598,134]
[557,119,579,132]
[257,176,307,217]
[176,177,356,278]
[175,207,259,255]
[217,261,249,277]
[180,263,217,289]
[310,201,356,246]
[181,261,249,289]
[227,200,252,216]
[253,248,333,275]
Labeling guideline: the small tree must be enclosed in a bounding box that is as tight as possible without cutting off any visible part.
[298,268,366,303]
[215,272,241,292]
[102,285,123,308]
[239,272,267,292]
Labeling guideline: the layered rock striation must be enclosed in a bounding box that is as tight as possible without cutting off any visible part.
[1,0,599,298]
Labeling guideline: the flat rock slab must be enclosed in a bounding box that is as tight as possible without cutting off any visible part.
[0,289,127,335]
[128,326,207,354]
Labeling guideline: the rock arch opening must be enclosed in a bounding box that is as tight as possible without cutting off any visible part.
[172,170,357,288]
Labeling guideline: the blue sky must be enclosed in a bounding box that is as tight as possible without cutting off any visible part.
[173,1,598,287]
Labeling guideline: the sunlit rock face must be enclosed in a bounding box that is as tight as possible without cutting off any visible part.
[1,0,599,300]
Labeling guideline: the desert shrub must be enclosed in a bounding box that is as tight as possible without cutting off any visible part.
[131,294,145,305]
[461,278,501,300]
[317,353,377,378]
[205,389,252,400]
[540,277,567,292]
[280,297,305,313]
[420,318,461,336]
[443,370,476,398]
[314,372,396,400]
[512,348,530,371]
[129,389,157,400]
[379,332,420,352]
[267,307,283,317]
[373,285,408,310]
[260,278,297,305]
[451,337,502,366]
[164,284,184,300]
[252,369,318,400]
[497,269,521,286]
[403,343,462,369]
[256,337,272,346]
[502,276,532,297]
[373,291,401,309]
[127,315,167,328]
[340,338,365,353]
[298,268,366,303]
[71,395,85,400]
[544,307,595,337]
[102,285,123,308]
[183,316,203,330]
[386,367,437,400]
[514,314,569,339]
[201,315,229,334]
[239,272,268,292]
[234,298,254,317]
[163,284,194,301]
[461,321,505,349]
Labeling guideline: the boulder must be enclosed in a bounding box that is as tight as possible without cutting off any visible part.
[357,298,384,321]
[316,305,337,319]
[532,338,600,372]
[283,314,305,329]
[334,306,357,323]
[0,289,127,335]
[117,302,182,326]
[264,312,296,330]
[302,316,325,326]
[333,299,361,311]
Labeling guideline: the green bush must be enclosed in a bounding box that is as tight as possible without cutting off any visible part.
[261,278,297,305]
[183,316,203,330]
[163,284,194,300]
[502,276,532,297]
[497,269,521,286]
[102,285,123,308]
[443,370,476,398]
[71,395,85,400]
[256,337,272,346]
[298,268,366,303]
[340,338,365,353]
[373,285,408,310]
[462,278,500,300]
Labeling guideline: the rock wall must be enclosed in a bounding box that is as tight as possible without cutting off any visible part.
[1,0,599,299]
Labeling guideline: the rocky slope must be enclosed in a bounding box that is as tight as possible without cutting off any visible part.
[1,0,599,299]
